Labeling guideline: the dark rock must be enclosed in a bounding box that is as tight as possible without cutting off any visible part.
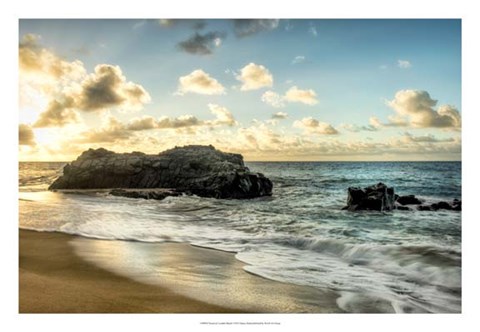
[345,182,395,211]
[431,201,453,211]
[396,195,422,205]
[417,200,461,212]
[396,205,411,211]
[417,205,432,211]
[49,145,273,199]
[452,199,462,211]
[109,189,181,200]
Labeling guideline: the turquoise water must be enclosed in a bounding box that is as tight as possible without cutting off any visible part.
[19,161,461,313]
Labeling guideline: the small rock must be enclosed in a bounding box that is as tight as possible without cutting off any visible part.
[396,195,422,205]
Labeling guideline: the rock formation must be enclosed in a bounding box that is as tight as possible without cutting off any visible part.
[49,145,273,199]
[343,182,396,212]
[343,183,461,212]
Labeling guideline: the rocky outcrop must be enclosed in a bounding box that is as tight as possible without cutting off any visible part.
[49,145,273,199]
[343,183,461,212]
[343,182,395,212]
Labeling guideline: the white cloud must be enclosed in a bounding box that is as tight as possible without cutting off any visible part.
[261,91,285,108]
[284,86,318,105]
[207,104,237,126]
[236,63,273,91]
[397,60,412,69]
[293,117,338,135]
[176,69,225,95]
[387,90,461,129]
[262,86,319,107]
[292,55,306,64]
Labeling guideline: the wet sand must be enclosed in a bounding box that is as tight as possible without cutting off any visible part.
[19,229,341,313]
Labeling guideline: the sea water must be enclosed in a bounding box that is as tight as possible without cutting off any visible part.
[18,161,461,313]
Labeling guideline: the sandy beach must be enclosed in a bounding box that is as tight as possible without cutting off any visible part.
[19,229,340,313]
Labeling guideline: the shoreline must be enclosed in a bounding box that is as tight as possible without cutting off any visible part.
[19,229,341,313]
[19,229,240,313]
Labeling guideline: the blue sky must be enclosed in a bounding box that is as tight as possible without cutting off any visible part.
[18,19,461,161]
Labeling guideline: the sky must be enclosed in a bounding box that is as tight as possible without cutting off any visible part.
[18,19,461,161]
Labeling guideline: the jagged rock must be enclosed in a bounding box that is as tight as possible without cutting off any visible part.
[396,195,423,205]
[343,183,461,213]
[344,182,395,212]
[49,145,273,199]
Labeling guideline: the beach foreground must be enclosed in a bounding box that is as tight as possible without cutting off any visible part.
[19,229,340,313]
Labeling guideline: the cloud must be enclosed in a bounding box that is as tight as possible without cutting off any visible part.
[400,132,455,143]
[19,36,150,127]
[32,64,151,127]
[78,115,132,143]
[126,116,158,131]
[262,91,285,108]
[236,63,273,91]
[156,115,202,129]
[385,90,461,129]
[158,19,207,30]
[207,104,237,126]
[233,19,279,38]
[292,55,306,65]
[341,123,378,132]
[19,124,36,146]
[397,60,412,69]
[75,64,151,111]
[271,112,288,119]
[293,117,338,135]
[262,86,319,107]
[19,34,86,82]
[33,99,80,127]
[79,104,237,144]
[369,116,408,128]
[284,86,318,105]
[176,69,225,95]
[177,31,226,55]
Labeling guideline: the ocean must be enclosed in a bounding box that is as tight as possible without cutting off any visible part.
[18,161,461,313]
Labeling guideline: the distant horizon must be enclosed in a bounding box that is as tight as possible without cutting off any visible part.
[19,19,461,162]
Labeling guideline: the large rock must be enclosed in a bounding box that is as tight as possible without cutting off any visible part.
[49,145,273,199]
[344,182,395,212]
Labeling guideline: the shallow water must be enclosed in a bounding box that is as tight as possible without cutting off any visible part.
[18,161,461,313]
